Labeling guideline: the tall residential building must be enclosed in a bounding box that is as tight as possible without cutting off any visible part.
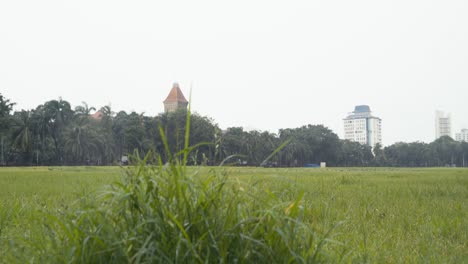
[163,83,188,113]
[343,105,382,148]
[435,111,451,139]
[455,129,468,142]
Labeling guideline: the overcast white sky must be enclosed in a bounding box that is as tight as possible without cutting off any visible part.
[1,0,467,145]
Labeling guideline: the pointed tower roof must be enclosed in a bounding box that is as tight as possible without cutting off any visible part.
[163,83,188,103]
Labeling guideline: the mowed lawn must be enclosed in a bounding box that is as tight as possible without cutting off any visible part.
[1,166,467,263]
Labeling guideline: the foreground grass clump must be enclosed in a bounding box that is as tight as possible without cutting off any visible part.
[11,157,335,263]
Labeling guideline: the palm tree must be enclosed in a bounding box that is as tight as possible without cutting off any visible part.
[44,98,74,164]
[112,111,128,161]
[30,105,53,165]
[75,102,96,118]
[11,111,34,164]
[97,105,115,164]
[64,120,103,164]
[12,111,33,151]
[99,105,113,118]
[44,98,73,125]
[0,93,15,165]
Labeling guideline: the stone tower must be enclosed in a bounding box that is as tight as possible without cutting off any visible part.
[163,83,188,112]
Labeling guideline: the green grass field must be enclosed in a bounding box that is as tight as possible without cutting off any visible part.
[1,166,467,263]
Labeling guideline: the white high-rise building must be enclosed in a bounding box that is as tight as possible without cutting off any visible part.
[435,111,452,139]
[455,129,468,142]
[343,105,382,148]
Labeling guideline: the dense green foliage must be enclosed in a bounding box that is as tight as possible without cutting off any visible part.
[1,167,467,262]
[1,93,468,167]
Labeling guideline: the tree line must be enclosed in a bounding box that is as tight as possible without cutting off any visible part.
[1,93,467,167]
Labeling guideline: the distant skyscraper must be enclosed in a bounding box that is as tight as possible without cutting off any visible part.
[163,83,188,113]
[343,105,382,148]
[455,129,468,142]
[435,111,451,139]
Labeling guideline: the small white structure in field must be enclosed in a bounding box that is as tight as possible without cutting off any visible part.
[320,162,326,168]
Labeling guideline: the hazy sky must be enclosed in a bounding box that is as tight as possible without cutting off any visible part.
[1,0,467,145]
